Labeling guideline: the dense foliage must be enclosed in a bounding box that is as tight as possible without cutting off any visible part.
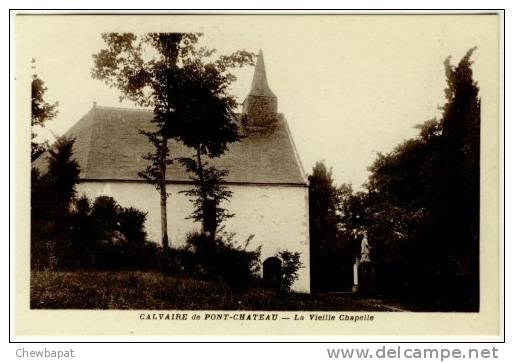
[31,138,154,270]
[31,60,59,161]
[363,48,480,310]
[172,48,251,237]
[313,48,481,310]
[276,250,303,293]
[308,162,358,292]
[178,158,234,237]
[31,137,260,289]
[31,137,80,269]
[309,49,480,311]
[160,231,261,291]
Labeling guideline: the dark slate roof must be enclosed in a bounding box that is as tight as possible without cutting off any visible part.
[33,105,308,186]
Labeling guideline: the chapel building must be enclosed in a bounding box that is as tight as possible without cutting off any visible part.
[34,50,311,292]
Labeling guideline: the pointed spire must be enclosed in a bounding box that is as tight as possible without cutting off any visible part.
[248,50,276,98]
[242,49,278,127]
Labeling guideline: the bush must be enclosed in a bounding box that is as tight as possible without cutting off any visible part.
[89,197,157,270]
[276,250,303,293]
[90,196,119,239]
[94,239,159,271]
[118,207,147,243]
[158,246,199,277]
[31,136,153,272]
[177,231,261,291]
[52,195,154,271]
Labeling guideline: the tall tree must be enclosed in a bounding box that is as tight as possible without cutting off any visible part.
[437,47,480,308]
[31,59,58,161]
[355,48,480,309]
[175,51,253,237]
[32,137,81,235]
[92,33,253,247]
[93,33,189,248]
[45,137,81,211]
[31,137,80,269]
[308,161,343,292]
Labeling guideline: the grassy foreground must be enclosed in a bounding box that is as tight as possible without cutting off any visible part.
[31,271,404,311]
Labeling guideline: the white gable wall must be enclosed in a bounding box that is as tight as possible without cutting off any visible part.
[77,181,310,293]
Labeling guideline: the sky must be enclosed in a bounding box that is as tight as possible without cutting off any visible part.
[17,14,499,188]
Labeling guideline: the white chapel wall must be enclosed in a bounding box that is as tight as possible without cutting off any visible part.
[77,181,311,293]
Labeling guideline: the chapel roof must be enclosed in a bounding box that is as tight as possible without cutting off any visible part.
[33,105,307,186]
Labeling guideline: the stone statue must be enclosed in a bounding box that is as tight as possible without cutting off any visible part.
[360,233,372,263]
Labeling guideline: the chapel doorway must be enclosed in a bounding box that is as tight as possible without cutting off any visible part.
[263,257,282,290]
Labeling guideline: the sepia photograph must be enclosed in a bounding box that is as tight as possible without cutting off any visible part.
[13,12,501,336]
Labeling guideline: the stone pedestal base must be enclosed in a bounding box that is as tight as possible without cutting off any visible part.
[357,262,376,295]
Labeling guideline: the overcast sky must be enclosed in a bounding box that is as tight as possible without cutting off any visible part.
[17,14,498,188]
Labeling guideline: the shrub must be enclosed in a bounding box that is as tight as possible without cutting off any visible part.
[67,195,96,269]
[118,207,147,244]
[276,250,303,293]
[31,167,48,270]
[31,137,153,272]
[66,195,153,270]
[158,246,199,277]
[181,231,261,291]
[90,196,120,239]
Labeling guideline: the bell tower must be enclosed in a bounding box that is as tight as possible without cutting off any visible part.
[242,50,278,127]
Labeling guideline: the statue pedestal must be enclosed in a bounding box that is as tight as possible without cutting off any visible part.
[357,261,376,295]
[352,260,359,293]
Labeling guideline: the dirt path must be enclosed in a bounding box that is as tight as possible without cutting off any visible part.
[361,298,410,312]
[325,293,412,312]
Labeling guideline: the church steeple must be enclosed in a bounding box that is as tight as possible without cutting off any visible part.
[242,50,278,128]
[248,50,276,98]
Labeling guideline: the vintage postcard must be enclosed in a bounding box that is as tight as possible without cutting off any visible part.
[13,12,502,337]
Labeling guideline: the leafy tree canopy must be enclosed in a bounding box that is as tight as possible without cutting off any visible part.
[341,48,480,309]
[93,33,254,246]
[31,59,58,161]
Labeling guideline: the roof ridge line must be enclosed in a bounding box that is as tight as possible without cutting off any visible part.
[95,104,152,112]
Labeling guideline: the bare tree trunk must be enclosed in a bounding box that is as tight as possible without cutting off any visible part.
[196,147,206,230]
[160,193,169,249]
[195,147,218,239]
[160,141,169,249]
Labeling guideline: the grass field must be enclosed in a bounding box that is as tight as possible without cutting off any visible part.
[31,271,408,311]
